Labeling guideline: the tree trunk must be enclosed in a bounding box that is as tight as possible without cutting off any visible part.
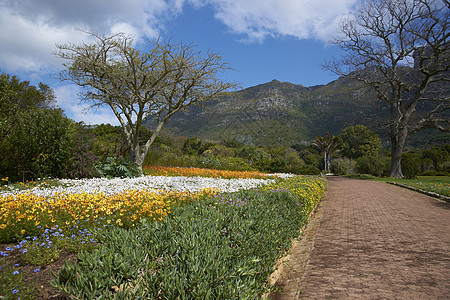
[326,154,331,173]
[390,127,408,178]
[128,120,167,175]
[129,143,143,175]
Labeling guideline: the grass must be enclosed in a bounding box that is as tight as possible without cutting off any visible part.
[373,176,450,197]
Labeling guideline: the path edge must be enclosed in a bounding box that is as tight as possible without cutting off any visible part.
[263,188,329,299]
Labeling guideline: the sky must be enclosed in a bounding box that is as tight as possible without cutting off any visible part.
[0,0,361,125]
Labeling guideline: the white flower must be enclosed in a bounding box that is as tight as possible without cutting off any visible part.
[0,175,285,198]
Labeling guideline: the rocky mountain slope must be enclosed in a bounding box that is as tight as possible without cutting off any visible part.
[146,77,446,147]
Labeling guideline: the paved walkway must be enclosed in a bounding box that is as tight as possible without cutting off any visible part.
[269,177,450,299]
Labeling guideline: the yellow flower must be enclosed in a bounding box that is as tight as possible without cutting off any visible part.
[21,229,25,235]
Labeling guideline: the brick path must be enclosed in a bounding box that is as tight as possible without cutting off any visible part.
[269,176,450,299]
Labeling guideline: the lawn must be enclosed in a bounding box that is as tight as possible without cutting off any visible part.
[0,167,326,299]
[373,176,450,197]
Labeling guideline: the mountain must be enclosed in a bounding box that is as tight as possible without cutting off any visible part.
[145,77,446,147]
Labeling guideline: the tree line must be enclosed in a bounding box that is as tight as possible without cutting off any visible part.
[0,71,448,181]
[1,0,448,181]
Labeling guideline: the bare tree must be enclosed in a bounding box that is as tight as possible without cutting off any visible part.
[326,0,449,178]
[55,32,237,173]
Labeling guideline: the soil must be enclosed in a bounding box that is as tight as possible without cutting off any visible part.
[1,244,74,299]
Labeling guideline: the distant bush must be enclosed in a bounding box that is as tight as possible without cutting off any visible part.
[203,145,235,158]
[421,170,450,176]
[65,126,100,179]
[401,153,421,179]
[144,150,254,172]
[331,158,356,175]
[296,165,321,175]
[340,125,382,159]
[356,155,390,177]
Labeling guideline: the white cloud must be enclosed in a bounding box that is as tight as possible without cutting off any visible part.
[54,84,120,125]
[201,0,359,43]
[0,0,176,73]
[0,0,360,124]
[0,0,359,72]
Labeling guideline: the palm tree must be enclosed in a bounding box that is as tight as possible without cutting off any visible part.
[313,133,343,173]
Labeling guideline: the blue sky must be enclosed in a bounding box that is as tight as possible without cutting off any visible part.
[0,0,360,125]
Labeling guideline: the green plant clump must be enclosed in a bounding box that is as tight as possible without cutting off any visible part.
[52,176,325,299]
[96,156,141,178]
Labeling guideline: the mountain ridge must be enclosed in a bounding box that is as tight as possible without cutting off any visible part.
[146,77,447,148]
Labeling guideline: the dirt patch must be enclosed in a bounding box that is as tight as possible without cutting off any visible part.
[1,244,75,299]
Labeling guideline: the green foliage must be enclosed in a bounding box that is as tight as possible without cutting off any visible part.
[421,146,449,172]
[144,149,254,172]
[89,124,125,156]
[145,136,321,175]
[0,73,55,137]
[0,260,37,300]
[356,155,390,177]
[0,108,73,181]
[0,73,68,181]
[313,133,343,172]
[331,158,356,175]
[65,123,100,179]
[236,146,271,170]
[296,165,321,175]
[401,152,421,179]
[340,125,381,159]
[203,144,235,158]
[52,177,325,298]
[221,139,246,149]
[96,156,141,178]
[182,137,208,155]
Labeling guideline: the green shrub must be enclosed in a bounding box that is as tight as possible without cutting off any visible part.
[65,126,100,179]
[356,155,389,177]
[1,108,73,181]
[401,153,420,179]
[96,156,140,178]
[330,158,356,175]
[296,165,321,175]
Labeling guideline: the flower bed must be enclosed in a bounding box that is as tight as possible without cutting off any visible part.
[0,171,325,299]
[0,173,285,243]
[143,166,287,179]
[53,175,326,298]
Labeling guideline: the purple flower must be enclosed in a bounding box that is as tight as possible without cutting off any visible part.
[12,288,19,294]
[13,271,19,275]
[33,268,40,273]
